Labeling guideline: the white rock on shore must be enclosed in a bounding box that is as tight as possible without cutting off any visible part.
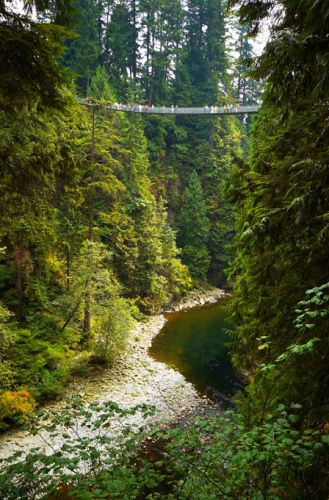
[0,288,226,461]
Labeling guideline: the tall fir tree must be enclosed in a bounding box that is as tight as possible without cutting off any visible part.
[178,170,210,281]
[234,24,261,104]
[229,0,329,422]
[103,3,137,98]
[62,0,103,96]
[0,0,74,111]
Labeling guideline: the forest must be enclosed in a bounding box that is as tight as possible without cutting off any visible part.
[0,0,329,498]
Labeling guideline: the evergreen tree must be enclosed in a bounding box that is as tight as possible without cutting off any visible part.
[89,66,116,101]
[104,3,137,98]
[62,0,103,96]
[81,70,125,341]
[107,113,191,312]
[234,24,261,104]
[0,0,74,111]
[206,0,228,101]
[206,116,244,284]
[230,0,329,421]
[178,170,210,281]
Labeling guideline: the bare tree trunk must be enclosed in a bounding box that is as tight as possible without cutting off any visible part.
[86,69,90,97]
[61,298,82,333]
[104,1,111,74]
[82,107,96,345]
[132,0,137,80]
[146,11,150,99]
[148,9,156,105]
[66,244,70,291]
[15,249,23,322]
[149,23,155,105]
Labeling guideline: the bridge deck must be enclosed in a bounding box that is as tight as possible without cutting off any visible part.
[80,99,260,116]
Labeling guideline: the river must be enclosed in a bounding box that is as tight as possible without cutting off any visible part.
[0,289,235,462]
[150,298,239,397]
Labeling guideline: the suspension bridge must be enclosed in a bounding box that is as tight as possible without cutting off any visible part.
[80,99,260,116]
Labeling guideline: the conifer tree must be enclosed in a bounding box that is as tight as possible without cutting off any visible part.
[230,0,329,421]
[108,113,191,312]
[81,69,124,342]
[89,66,116,101]
[178,171,210,281]
[62,0,103,96]
[104,3,137,97]
[234,24,261,104]
[0,0,74,111]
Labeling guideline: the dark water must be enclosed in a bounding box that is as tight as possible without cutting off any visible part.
[150,299,239,396]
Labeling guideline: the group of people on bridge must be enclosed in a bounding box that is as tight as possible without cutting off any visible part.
[111,102,242,113]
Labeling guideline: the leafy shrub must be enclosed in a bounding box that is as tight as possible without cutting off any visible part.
[36,368,69,400]
[0,361,16,393]
[0,264,15,291]
[6,326,73,403]
[157,407,329,499]
[0,397,157,499]
[0,302,16,391]
[93,296,135,364]
[0,398,328,499]
[0,390,36,429]
[69,351,93,376]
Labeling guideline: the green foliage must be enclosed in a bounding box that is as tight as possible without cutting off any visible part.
[56,239,136,358]
[179,171,210,281]
[59,0,248,287]
[232,287,325,431]
[160,407,329,499]
[89,66,115,101]
[0,302,15,391]
[94,295,135,363]
[131,197,192,313]
[0,390,36,430]
[104,3,137,97]
[233,23,261,105]
[61,0,103,95]
[1,396,328,499]
[0,64,192,423]
[229,0,329,426]
[0,0,74,112]
[10,326,72,400]
[0,397,157,499]
[294,282,329,333]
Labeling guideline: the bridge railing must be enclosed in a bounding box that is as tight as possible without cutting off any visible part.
[78,98,260,115]
[111,105,260,115]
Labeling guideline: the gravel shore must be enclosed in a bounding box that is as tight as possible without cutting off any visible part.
[0,288,226,461]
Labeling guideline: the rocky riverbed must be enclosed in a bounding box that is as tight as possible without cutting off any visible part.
[0,288,226,461]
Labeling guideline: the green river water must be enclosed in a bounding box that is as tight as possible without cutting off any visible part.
[150,299,240,396]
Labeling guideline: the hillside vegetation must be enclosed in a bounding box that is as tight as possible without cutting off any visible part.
[0,0,329,497]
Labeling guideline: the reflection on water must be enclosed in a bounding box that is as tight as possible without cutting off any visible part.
[150,298,240,396]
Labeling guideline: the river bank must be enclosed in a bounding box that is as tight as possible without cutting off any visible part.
[0,288,226,461]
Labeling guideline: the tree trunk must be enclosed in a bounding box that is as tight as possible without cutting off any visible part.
[148,9,155,105]
[15,248,23,322]
[132,0,137,79]
[66,245,70,291]
[86,69,90,97]
[105,1,111,74]
[82,107,96,345]
[146,11,150,99]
